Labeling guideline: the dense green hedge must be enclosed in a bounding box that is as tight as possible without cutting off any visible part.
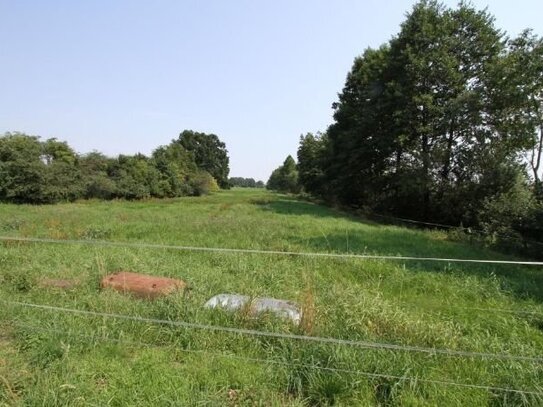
[0,131,227,203]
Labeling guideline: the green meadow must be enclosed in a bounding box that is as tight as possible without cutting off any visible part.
[0,188,542,406]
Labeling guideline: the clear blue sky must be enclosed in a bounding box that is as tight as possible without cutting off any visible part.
[1,1,541,181]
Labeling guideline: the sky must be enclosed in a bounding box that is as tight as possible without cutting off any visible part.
[1,1,541,181]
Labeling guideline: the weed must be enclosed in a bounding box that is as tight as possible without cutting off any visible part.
[79,227,112,240]
[0,218,25,231]
[299,277,316,336]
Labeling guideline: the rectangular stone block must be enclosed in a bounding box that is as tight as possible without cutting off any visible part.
[101,271,187,299]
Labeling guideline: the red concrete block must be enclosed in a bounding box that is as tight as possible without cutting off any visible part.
[101,271,187,299]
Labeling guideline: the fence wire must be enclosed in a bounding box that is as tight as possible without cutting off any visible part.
[1,236,543,266]
[6,321,543,398]
[5,300,543,363]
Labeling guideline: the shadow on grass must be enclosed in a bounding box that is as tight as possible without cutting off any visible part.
[253,197,356,220]
[298,233,543,303]
[256,196,543,303]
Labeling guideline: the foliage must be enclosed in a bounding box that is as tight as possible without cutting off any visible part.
[150,142,199,198]
[229,177,265,188]
[190,170,220,196]
[267,155,300,193]
[478,169,543,250]
[501,30,543,189]
[108,154,155,200]
[0,133,83,203]
[79,152,117,200]
[296,0,543,245]
[297,133,329,197]
[178,130,230,189]
[0,133,46,203]
[0,130,229,203]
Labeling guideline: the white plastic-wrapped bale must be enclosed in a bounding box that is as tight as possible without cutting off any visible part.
[204,293,302,325]
[204,293,250,311]
[252,297,301,325]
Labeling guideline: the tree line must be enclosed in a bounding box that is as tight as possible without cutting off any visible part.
[268,1,543,247]
[0,130,230,203]
[229,177,265,188]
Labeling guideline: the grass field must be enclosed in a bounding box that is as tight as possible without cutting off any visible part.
[1,188,542,406]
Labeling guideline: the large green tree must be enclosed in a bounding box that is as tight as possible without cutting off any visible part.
[267,155,300,193]
[40,138,84,202]
[500,30,543,194]
[326,44,397,207]
[79,152,117,199]
[151,142,198,197]
[0,133,45,203]
[177,130,230,189]
[299,0,540,229]
[297,132,329,198]
[0,133,83,203]
[384,0,516,223]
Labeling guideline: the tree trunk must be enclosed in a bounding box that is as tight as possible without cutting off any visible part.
[395,149,402,174]
[422,133,430,219]
[532,120,542,185]
[442,121,455,182]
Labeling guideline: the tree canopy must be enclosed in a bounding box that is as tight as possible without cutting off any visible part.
[178,130,230,189]
[229,177,265,188]
[296,0,543,247]
[0,130,229,203]
[267,155,300,193]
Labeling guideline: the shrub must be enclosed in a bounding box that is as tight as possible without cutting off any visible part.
[190,171,219,196]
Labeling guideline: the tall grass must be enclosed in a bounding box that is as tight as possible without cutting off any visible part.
[1,189,542,405]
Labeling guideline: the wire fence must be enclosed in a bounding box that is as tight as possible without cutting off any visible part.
[366,299,543,317]
[6,320,543,398]
[5,300,543,363]
[2,232,543,400]
[2,234,543,317]
[2,236,543,266]
[364,212,543,248]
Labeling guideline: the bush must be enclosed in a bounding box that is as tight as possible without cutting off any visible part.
[84,174,117,200]
[478,171,542,251]
[190,171,219,196]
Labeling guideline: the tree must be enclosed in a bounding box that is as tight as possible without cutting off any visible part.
[267,155,300,193]
[297,132,329,197]
[0,131,225,203]
[178,130,230,188]
[478,167,543,255]
[295,0,543,254]
[107,154,155,200]
[151,142,198,197]
[0,133,46,203]
[325,43,398,208]
[384,0,512,222]
[229,177,257,188]
[501,30,543,195]
[40,138,84,202]
[79,152,117,199]
[0,133,83,203]
[298,0,539,226]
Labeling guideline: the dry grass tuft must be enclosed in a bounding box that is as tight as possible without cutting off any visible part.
[300,276,316,335]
